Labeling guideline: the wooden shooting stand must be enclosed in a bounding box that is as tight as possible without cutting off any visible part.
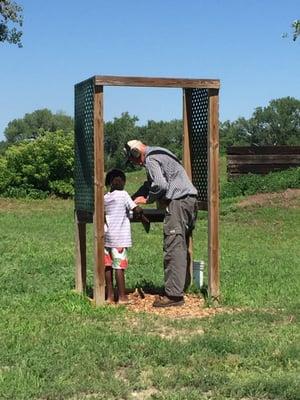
[74,75,220,305]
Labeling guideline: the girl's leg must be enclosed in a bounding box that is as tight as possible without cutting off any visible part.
[105,267,114,302]
[111,248,129,303]
[115,269,128,302]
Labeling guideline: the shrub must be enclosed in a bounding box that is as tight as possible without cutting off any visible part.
[221,167,300,199]
[0,131,74,198]
[49,180,74,198]
[0,157,12,192]
[3,186,48,199]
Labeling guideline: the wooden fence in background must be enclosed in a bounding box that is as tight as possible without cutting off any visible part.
[227,146,300,178]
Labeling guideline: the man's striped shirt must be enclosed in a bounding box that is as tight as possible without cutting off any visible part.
[144,146,198,203]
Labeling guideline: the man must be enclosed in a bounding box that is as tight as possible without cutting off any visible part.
[124,140,198,307]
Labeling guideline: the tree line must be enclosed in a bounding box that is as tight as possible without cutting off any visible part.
[0,96,299,198]
[220,97,300,149]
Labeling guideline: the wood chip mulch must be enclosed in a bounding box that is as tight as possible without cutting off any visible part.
[120,289,237,319]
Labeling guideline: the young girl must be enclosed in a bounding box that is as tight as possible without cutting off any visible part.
[104,168,142,304]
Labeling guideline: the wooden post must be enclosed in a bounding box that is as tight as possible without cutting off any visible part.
[93,85,105,305]
[183,89,193,285]
[208,88,220,302]
[75,212,86,293]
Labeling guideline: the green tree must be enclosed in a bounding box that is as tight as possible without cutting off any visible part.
[0,0,23,47]
[221,97,300,149]
[104,112,139,170]
[292,19,300,41]
[248,97,300,145]
[220,118,251,153]
[0,140,9,155]
[4,109,74,143]
[103,114,183,169]
[138,119,183,159]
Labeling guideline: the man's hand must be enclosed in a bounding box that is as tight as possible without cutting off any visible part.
[134,196,147,205]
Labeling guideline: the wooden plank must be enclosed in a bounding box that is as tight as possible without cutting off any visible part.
[227,146,300,155]
[228,163,300,171]
[183,88,193,287]
[228,164,299,173]
[228,155,300,164]
[93,75,220,89]
[93,85,105,306]
[75,212,86,293]
[227,147,300,177]
[208,89,220,302]
[227,164,295,177]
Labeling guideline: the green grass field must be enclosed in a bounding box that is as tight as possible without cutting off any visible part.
[0,168,299,399]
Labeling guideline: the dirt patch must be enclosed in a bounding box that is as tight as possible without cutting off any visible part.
[64,393,104,400]
[131,388,159,399]
[237,189,300,209]
[115,367,129,384]
[115,367,158,400]
[149,325,205,341]
[116,291,239,319]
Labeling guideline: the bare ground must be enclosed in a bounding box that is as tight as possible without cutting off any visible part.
[237,188,300,209]
[113,291,241,319]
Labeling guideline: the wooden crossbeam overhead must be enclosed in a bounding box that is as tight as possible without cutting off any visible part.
[93,75,220,89]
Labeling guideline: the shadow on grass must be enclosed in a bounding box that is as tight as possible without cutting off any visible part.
[84,282,164,302]
[130,280,208,298]
[84,281,207,300]
[200,283,208,300]
[130,280,165,296]
[86,285,93,299]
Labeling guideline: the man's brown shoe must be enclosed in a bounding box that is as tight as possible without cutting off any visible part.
[152,295,184,308]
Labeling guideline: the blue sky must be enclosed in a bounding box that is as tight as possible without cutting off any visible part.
[0,0,299,140]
